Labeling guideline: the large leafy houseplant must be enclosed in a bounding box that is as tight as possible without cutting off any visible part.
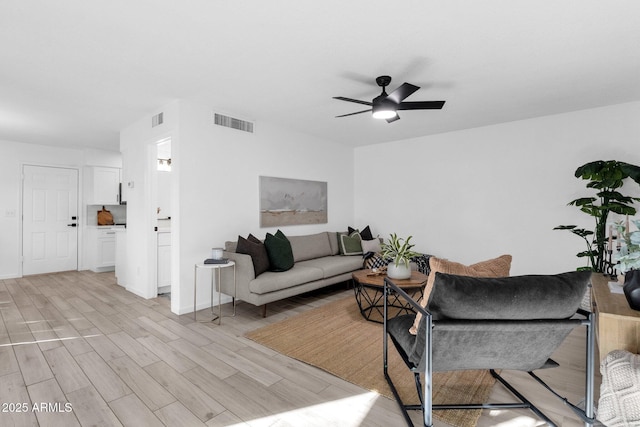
[555,160,640,272]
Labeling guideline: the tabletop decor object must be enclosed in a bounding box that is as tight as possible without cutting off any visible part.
[380,233,420,280]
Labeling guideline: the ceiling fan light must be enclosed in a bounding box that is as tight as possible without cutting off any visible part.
[372,103,397,119]
[372,109,397,119]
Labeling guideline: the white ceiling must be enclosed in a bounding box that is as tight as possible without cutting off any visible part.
[1,1,639,152]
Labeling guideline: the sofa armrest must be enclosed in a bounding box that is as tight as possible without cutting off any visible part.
[220,250,255,300]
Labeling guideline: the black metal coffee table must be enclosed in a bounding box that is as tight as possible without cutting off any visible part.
[352,269,427,323]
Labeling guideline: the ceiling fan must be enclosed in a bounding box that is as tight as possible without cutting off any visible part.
[333,75,445,123]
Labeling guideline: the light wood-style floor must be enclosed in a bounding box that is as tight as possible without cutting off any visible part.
[0,271,601,427]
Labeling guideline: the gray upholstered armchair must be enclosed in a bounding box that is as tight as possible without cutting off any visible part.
[383,271,596,427]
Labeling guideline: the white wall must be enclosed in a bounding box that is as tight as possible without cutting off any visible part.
[120,99,355,314]
[354,102,640,275]
[176,100,355,314]
[0,139,121,278]
[119,101,179,300]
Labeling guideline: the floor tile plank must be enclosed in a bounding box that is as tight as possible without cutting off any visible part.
[157,318,212,347]
[82,328,127,362]
[0,371,38,427]
[136,334,197,373]
[154,401,208,427]
[109,394,164,427]
[75,351,132,402]
[144,361,225,422]
[66,385,122,427]
[42,346,91,394]
[27,378,80,427]
[107,356,176,411]
[135,316,180,342]
[14,342,54,386]
[107,331,160,367]
[168,338,237,379]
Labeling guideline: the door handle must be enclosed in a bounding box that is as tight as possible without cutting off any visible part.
[67,223,77,227]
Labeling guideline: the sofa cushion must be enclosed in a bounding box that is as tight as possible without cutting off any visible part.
[236,234,270,276]
[338,231,363,256]
[225,240,238,253]
[264,230,294,272]
[409,255,512,334]
[299,255,363,278]
[288,232,333,263]
[328,232,341,255]
[248,265,324,294]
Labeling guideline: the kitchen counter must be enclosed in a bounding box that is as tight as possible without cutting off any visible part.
[88,225,126,229]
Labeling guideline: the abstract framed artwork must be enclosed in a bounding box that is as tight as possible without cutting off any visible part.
[259,176,327,227]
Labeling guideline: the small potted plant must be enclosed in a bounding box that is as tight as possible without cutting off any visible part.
[615,219,640,310]
[380,233,420,280]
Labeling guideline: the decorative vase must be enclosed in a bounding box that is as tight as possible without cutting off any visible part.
[387,262,412,280]
[623,270,640,311]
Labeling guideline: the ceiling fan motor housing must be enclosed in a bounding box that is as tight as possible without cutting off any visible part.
[372,94,397,111]
[375,75,392,88]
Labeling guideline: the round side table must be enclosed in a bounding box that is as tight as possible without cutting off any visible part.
[193,261,236,324]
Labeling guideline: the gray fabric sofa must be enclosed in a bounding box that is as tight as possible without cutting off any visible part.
[222,231,363,316]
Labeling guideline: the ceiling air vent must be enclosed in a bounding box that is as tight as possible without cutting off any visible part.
[152,112,164,128]
[213,112,254,133]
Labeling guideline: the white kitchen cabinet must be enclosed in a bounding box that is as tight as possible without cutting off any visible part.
[88,227,117,272]
[115,228,126,286]
[87,166,121,205]
[157,232,171,294]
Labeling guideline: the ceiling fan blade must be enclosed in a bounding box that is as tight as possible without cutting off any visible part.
[386,114,400,123]
[397,100,445,110]
[335,109,372,118]
[386,83,419,104]
[333,96,373,107]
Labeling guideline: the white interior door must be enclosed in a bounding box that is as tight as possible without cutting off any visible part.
[23,165,79,275]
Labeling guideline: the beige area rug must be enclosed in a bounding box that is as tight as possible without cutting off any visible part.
[245,296,497,427]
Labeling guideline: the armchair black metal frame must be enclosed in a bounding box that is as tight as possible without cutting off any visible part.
[382,272,597,427]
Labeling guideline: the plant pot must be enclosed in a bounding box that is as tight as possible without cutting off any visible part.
[623,270,640,311]
[387,262,411,280]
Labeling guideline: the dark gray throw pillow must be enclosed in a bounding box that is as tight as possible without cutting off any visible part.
[236,234,270,276]
[264,230,294,272]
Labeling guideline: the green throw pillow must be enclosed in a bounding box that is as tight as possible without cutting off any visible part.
[339,231,362,256]
[264,230,294,271]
